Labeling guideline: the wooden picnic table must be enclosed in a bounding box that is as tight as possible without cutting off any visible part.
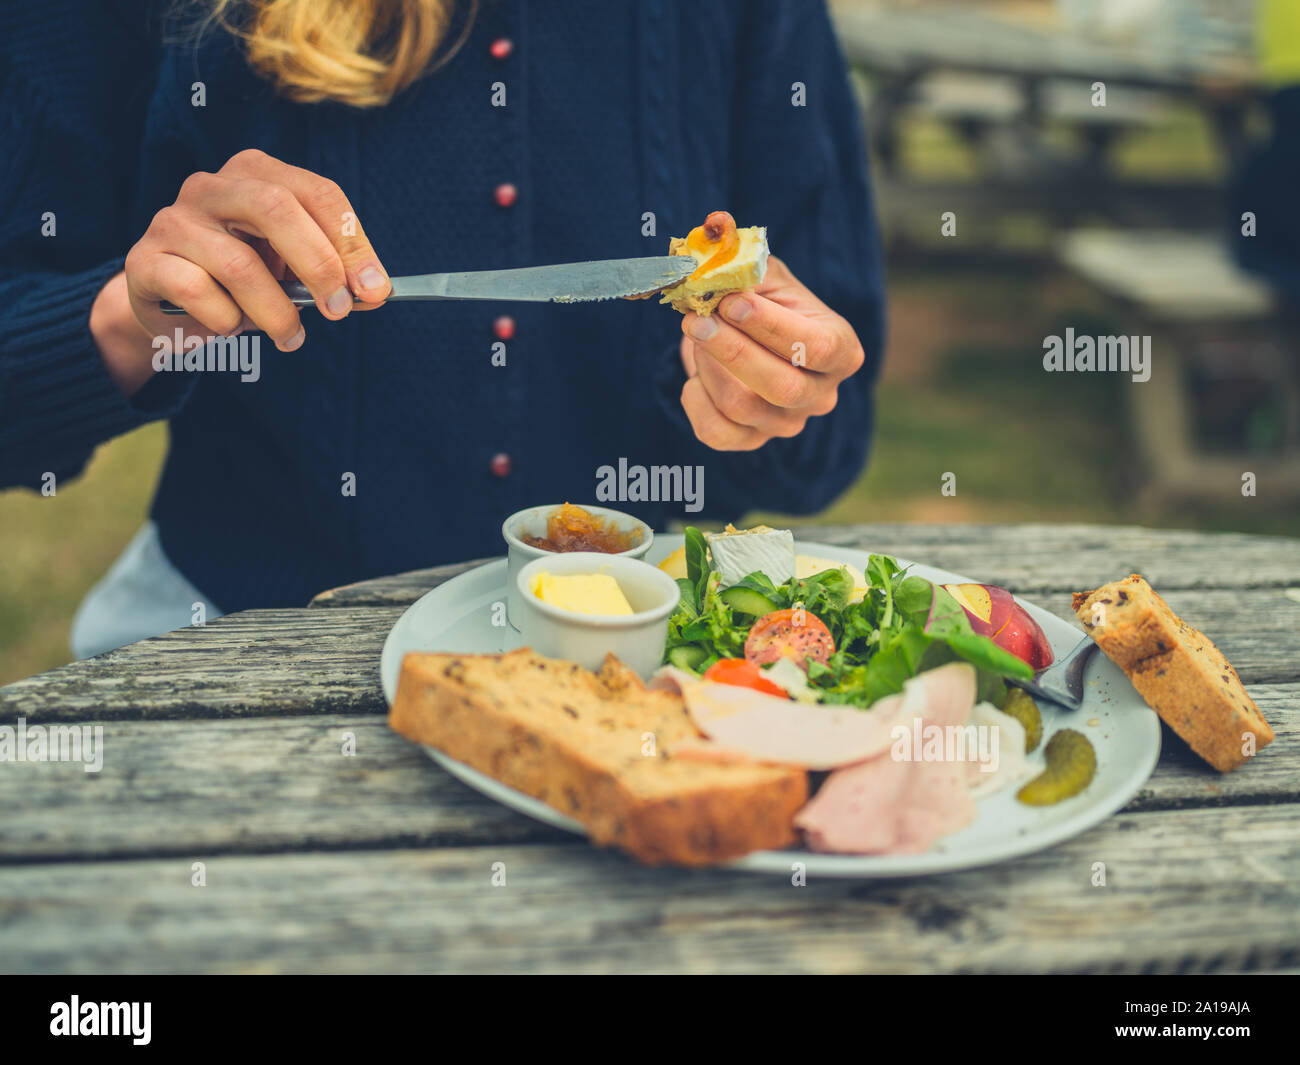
[833,1,1256,92]
[2,522,1298,974]
[831,1,1261,233]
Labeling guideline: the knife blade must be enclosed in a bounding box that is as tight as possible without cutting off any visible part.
[160,255,697,314]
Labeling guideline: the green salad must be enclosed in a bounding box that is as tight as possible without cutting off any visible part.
[662,527,1034,708]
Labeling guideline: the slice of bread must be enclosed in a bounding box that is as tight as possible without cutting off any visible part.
[658,227,768,316]
[389,648,807,865]
[1073,575,1273,772]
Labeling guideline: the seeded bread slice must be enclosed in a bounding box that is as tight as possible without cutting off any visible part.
[389,648,807,865]
[1073,575,1273,772]
[658,230,768,316]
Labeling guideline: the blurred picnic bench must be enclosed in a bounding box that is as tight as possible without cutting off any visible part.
[833,0,1260,234]
[1058,230,1300,504]
[833,1,1300,503]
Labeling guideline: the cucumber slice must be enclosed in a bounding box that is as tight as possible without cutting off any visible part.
[667,645,709,672]
[720,586,780,618]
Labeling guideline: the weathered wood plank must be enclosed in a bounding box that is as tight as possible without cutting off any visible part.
[1135,685,1300,809]
[805,523,1300,594]
[0,717,570,861]
[1038,587,1300,687]
[309,555,498,609]
[2,686,1293,863]
[0,608,401,723]
[307,524,1300,607]
[2,802,1297,974]
[1,585,1294,724]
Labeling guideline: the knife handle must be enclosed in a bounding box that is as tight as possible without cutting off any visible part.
[160,280,349,315]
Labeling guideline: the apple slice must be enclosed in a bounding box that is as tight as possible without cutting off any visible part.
[943,583,1054,670]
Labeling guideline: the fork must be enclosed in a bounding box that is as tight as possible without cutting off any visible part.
[1007,635,1098,711]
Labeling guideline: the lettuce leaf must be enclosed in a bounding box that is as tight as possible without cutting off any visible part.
[662,531,1034,698]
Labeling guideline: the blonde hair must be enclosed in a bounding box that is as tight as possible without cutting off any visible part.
[200,0,477,109]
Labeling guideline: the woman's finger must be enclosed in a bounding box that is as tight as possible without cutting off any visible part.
[679,376,766,451]
[127,249,245,338]
[693,349,807,438]
[680,335,698,378]
[220,149,391,303]
[683,312,823,410]
[165,218,307,349]
[715,291,858,376]
[250,236,288,281]
[178,172,352,321]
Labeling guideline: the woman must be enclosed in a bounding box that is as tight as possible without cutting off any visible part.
[2,0,884,656]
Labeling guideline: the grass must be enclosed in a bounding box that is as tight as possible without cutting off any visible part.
[0,423,166,684]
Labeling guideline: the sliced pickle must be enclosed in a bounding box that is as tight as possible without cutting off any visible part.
[1002,688,1043,753]
[1016,729,1097,806]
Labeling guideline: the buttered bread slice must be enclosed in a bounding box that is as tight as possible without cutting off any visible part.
[389,648,807,865]
[659,210,768,316]
[1073,575,1273,772]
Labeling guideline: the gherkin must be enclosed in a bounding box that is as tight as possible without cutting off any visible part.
[1001,688,1043,753]
[1016,729,1097,805]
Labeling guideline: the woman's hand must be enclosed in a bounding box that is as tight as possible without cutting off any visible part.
[678,255,865,450]
[124,148,391,352]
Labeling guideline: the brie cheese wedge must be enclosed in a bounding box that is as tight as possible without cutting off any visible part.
[705,524,795,588]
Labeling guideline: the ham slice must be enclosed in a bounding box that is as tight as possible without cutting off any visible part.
[647,665,702,696]
[798,755,975,854]
[898,658,975,729]
[796,751,913,853]
[795,662,980,854]
[656,658,1011,855]
[673,682,909,770]
[894,760,976,853]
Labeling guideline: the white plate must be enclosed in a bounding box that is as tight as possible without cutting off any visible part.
[380,536,1161,878]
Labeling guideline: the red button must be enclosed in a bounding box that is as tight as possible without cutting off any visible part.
[490,38,513,60]
[494,183,518,208]
[490,453,512,477]
[493,315,515,341]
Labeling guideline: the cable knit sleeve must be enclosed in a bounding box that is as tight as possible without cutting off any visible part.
[649,0,885,521]
[0,2,191,489]
[0,263,198,488]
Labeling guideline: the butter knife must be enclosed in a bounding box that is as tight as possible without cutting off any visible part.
[160,255,696,314]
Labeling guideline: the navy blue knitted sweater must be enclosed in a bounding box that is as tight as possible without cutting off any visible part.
[1,0,884,612]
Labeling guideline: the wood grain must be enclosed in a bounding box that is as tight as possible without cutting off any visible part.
[0,607,402,723]
[0,717,571,861]
[310,555,500,608]
[7,577,1290,728]
[1134,684,1300,808]
[1,684,1292,863]
[2,802,1298,974]
[307,523,1300,606]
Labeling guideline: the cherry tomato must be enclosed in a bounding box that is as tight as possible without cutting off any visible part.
[702,658,789,698]
[744,608,834,670]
